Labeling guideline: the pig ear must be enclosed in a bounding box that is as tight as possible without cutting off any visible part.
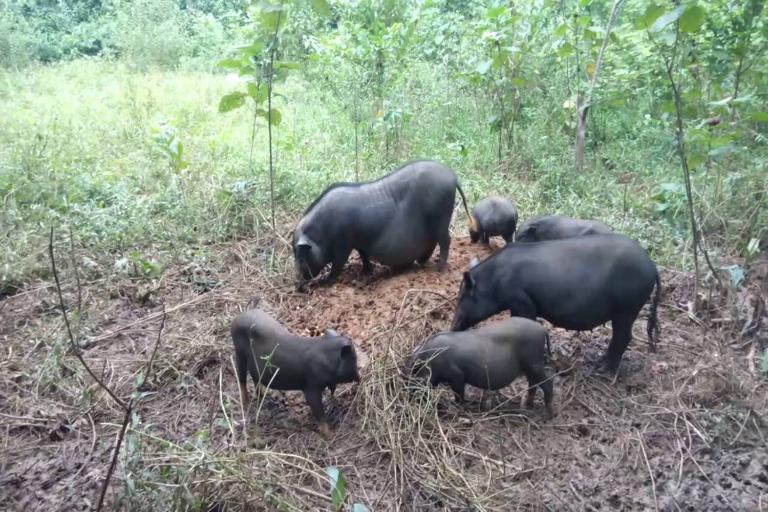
[324,328,339,338]
[469,257,480,270]
[462,271,475,291]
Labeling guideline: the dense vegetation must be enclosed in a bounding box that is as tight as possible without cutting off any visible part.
[1,0,766,295]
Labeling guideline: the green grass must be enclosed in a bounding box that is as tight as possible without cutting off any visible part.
[0,59,764,293]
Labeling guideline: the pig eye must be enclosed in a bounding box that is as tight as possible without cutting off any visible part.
[340,345,353,357]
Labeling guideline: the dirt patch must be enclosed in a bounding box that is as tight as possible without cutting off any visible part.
[1,235,766,511]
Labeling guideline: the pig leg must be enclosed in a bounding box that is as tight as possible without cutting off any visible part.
[235,350,250,408]
[436,223,451,272]
[447,369,466,404]
[304,387,331,438]
[437,236,450,271]
[525,365,555,419]
[357,250,374,274]
[417,243,436,265]
[481,231,490,245]
[604,314,635,374]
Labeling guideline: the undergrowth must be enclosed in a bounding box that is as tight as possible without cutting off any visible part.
[2,60,764,297]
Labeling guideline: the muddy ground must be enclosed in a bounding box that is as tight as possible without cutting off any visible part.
[1,233,767,511]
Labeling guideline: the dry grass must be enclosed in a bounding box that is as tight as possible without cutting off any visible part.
[1,229,767,511]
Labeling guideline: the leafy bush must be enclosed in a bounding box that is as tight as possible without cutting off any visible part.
[0,9,35,68]
[114,0,187,69]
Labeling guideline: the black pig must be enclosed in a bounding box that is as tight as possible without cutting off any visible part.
[231,309,360,437]
[451,234,661,374]
[515,214,611,243]
[409,317,554,417]
[469,196,519,244]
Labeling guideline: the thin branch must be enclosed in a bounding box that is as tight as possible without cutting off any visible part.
[49,227,127,410]
[575,0,625,171]
[68,225,82,313]
[137,304,166,389]
[96,401,133,512]
[97,308,166,511]
[267,11,283,233]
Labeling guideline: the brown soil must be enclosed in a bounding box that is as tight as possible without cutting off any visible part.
[1,234,766,511]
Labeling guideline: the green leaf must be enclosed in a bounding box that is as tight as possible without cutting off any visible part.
[708,96,732,107]
[679,5,705,33]
[247,82,267,102]
[577,15,591,27]
[687,153,706,170]
[275,61,301,70]
[731,94,754,104]
[651,5,684,32]
[309,0,331,17]
[218,92,247,113]
[256,108,282,125]
[510,77,527,87]
[267,109,282,126]
[486,6,506,19]
[259,3,286,31]
[236,42,265,57]
[488,113,502,133]
[661,100,676,114]
[708,144,735,157]
[557,43,574,58]
[637,5,664,29]
[749,112,768,122]
[658,31,677,45]
[476,59,492,75]
[554,23,568,38]
[217,58,242,70]
[326,467,346,511]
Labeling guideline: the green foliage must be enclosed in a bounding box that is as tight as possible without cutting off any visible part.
[0,8,36,68]
[326,466,370,512]
[326,466,346,510]
[114,0,187,69]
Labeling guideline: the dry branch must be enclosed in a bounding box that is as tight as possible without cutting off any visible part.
[49,227,127,410]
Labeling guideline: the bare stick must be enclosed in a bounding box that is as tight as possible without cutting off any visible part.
[138,304,166,389]
[96,400,133,512]
[97,308,166,511]
[636,430,658,511]
[68,225,82,313]
[49,227,127,410]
